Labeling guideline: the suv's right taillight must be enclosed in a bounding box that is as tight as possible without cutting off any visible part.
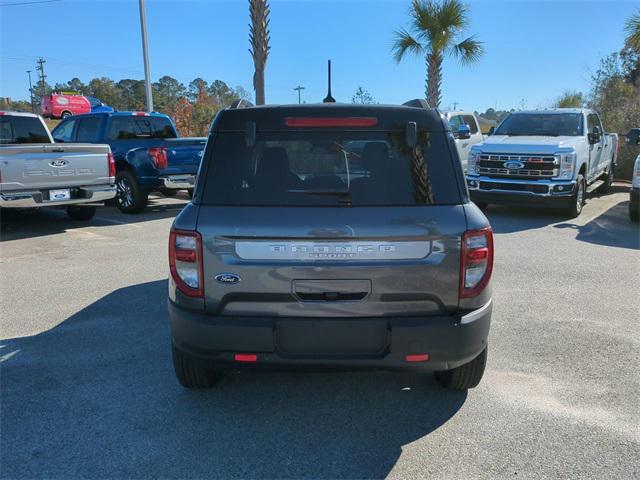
[169,229,204,298]
[107,152,116,178]
[460,227,494,298]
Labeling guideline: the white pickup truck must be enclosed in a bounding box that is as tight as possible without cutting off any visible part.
[466,109,618,217]
[443,111,484,172]
[0,111,116,220]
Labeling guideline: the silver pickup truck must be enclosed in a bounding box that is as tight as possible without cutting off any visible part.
[0,111,116,220]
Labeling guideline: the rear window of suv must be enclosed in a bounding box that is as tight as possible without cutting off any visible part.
[201,130,461,206]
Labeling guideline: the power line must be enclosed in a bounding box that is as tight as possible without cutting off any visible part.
[0,0,62,6]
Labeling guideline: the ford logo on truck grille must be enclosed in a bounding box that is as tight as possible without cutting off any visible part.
[504,160,525,170]
[215,273,241,284]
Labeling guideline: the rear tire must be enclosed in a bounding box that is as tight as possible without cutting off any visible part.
[115,170,148,214]
[566,174,585,218]
[598,161,614,194]
[66,205,96,221]
[435,347,487,390]
[172,343,221,389]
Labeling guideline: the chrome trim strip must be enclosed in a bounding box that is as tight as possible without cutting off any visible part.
[460,299,492,325]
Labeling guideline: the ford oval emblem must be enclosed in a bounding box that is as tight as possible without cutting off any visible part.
[504,160,524,170]
[49,159,68,167]
[215,273,241,284]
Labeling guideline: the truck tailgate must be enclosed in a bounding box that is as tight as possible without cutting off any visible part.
[0,143,112,192]
[161,138,206,175]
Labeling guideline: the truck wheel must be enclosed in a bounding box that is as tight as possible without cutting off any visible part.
[115,170,148,214]
[566,174,585,218]
[66,205,96,221]
[598,161,614,194]
[61,111,72,119]
[172,343,221,389]
[160,188,178,197]
[435,347,487,390]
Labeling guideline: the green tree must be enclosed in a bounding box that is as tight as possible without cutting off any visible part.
[249,0,271,105]
[188,78,209,103]
[88,77,120,108]
[116,79,146,110]
[54,78,89,95]
[392,0,483,108]
[153,75,186,113]
[352,86,375,104]
[555,90,584,108]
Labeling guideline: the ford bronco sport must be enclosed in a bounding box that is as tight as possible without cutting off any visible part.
[168,100,493,390]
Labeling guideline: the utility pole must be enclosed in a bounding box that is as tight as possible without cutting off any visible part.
[26,70,34,113]
[293,85,305,104]
[138,0,153,112]
[453,101,458,111]
[35,57,46,94]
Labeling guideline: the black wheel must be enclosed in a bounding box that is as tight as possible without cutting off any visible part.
[172,343,221,389]
[435,347,487,390]
[115,170,148,214]
[474,202,488,210]
[630,204,639,223]
[66,205,96,221]
[160,188,178,197]
[566,174,585,218]
[598,161,614,194]
[61,111,72,119]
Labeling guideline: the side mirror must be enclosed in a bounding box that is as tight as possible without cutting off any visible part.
[626,128,640,146]
[588,126,601,145]
[488,126,495,136]
[406,121,417,147]
[455,124,471,140]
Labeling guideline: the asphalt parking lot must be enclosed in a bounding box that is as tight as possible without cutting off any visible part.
[1,187,639,479]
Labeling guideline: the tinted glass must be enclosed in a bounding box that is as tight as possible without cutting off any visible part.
[76,116,101,142]
[462,115,479,134]
[447,115,462,131]
[0,116,50,144]
[107,116,177,140]
[52,119,75,143]
[587,114,602,132]
[201,131,460,206]
[495,113,583,136]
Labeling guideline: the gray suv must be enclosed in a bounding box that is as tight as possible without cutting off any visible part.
[168,101,493,390]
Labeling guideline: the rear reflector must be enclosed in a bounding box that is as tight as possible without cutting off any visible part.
[234,354,258,362]
[284,117,378,128]
[405,353,430,362]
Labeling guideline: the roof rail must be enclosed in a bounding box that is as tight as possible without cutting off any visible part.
[229,99,254,109]
[402,99,430,109]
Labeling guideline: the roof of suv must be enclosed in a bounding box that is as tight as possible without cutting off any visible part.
[216,103,447,132]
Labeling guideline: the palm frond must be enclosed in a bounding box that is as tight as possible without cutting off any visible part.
[437,0,467,32]
[625,10,640,50]
[392,28,424,63]
[451,35,484,65]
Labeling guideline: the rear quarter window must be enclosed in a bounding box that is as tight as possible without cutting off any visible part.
[107,116,177,140]
[201,129,462,206]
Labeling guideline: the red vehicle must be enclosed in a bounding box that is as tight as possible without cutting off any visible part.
[41,92,90,119]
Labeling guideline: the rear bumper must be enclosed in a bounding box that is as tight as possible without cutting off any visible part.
[0,185,116,208]
[160,175,196,190]
[169,300,492,371]
[467,176,575,208]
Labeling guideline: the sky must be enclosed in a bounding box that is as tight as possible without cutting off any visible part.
[0,0,637,112]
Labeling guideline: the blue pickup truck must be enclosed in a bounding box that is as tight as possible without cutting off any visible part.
[51,112,205,213]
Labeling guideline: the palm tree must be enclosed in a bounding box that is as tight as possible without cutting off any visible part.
[249,0,271,105]
[625,9,640,50]
[392,0,483,108]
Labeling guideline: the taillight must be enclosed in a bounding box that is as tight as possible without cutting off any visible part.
[148,147,168,169]
[284,117,378,128]
[169,229,204,298]
[107,152,116,178]
[460,227,494,298]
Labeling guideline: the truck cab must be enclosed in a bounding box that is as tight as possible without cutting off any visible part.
[466,109,617,217]
[443,111,484,172]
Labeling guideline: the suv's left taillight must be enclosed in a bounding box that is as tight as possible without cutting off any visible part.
[169,229,204,298]
[107,152,116,179]
[460,227,494,299]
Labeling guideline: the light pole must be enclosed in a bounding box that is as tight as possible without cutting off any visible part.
[26,70,34,113]
[293,85,305,104]
[138,0,153,112]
